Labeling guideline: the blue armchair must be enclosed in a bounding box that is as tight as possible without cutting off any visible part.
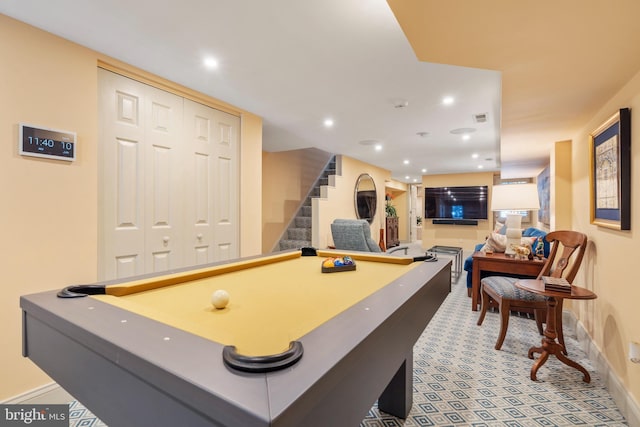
[463,227,550,293]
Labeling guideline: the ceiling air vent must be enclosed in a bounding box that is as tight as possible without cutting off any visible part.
[473,113,487,123]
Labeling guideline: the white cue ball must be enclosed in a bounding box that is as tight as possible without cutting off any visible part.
[211,289,230,309]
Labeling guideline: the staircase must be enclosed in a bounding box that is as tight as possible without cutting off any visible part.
[277,156,336,251]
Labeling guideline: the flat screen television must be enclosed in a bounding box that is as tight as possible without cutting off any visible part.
[425,186,488,220]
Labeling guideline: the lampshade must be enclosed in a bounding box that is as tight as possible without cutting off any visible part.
[491,183,540,211]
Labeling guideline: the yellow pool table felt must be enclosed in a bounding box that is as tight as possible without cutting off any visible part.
[92,251,421,356]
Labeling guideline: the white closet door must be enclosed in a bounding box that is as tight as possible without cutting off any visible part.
[183,100,239,264]
[183,100,216,265]
[99,69,184,279]
[99,69,239,280]
[143,85,184,273]
[99,69,147,279]
[212,109,240,261]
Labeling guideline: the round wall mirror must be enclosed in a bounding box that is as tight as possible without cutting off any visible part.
[354,173,377,223]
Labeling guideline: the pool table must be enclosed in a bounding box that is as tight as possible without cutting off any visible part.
[21,249,451,427]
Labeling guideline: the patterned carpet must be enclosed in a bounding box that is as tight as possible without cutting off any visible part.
[69,400,108,427]
[68,276,627,427]
[361,279,627,426]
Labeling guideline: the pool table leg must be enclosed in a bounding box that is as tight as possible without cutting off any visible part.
[377,350,413,418]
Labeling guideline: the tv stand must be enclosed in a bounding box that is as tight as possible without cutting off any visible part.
[432,219,478,226]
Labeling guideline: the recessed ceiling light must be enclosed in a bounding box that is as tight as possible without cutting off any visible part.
[413,178,418,183]
[477,165,484,169]
[374,144,382,151]
[403,159,410,165]
[405,175,410,180]
[471,153,479,159]
[203,57,219,70]
[462,134,471,141]
[323,118,334,128]
[442,96,454,105]
[421,168,427,173]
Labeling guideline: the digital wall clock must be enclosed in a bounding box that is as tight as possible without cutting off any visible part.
[19,123,76,161]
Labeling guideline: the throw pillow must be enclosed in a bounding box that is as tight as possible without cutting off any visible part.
[482,232,507,252]
[481,233,539,253]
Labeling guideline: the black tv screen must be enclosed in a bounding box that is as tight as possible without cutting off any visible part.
[425,186,488,220]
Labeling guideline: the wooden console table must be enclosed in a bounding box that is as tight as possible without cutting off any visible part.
[470,251,545,311]
[515,279,597,382]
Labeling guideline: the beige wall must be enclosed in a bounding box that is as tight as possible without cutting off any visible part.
[240,112,263,256]
[551,140,572,231]
[0,15,262,399]
[570,68,640,407]
[422,172,495,250]
[0,15,99,400]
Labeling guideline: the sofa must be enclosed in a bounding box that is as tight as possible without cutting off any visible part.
[463,227,550,292]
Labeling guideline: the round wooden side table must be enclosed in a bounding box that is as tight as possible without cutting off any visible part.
[515,279,597,383]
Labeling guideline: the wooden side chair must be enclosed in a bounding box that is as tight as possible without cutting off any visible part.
[476,230,588,352]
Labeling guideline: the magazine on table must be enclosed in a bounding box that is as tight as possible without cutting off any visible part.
[542,276,571,292]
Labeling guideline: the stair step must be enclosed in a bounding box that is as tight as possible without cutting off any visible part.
[279,240,312,251]
[288,227,311,240]
[295,216,311,228]
[299,206,312,217]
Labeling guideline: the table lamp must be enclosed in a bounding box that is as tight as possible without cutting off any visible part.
[491,183,540,256]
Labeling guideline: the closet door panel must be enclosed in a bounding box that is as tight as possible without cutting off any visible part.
[212,111,240,261]
[143,86,184,273]
[183,100,215,265]
[99,69,146,279]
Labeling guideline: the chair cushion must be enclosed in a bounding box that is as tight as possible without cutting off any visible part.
[481,276,547,302]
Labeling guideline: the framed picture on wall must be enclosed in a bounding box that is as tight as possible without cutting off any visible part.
[589,108,631,230]
[537,165,550,226]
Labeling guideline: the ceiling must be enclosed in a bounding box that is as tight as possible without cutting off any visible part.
[3,1,640,182]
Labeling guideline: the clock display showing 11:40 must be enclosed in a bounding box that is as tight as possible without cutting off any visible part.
[19,123,77,162]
